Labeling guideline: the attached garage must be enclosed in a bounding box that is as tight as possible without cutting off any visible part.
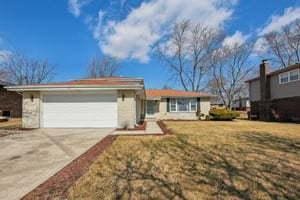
[6,77,145,129]
[41,92,118,128]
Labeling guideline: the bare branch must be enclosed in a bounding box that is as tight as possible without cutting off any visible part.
[209,42,254,109]
[155,20,224,92]
[263,19,300,68]
[0,52,55,85]
[87,55,120,78]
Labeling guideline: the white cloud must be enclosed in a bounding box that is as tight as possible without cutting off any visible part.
[222,31,248,47]
[253,38,268,54]
[68,0,91,17]
[92,10,106,40]
[94,0,237,62]
[259,7,300,36]
[0,50,11,63]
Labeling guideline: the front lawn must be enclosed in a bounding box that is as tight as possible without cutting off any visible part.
[69,120,300,200]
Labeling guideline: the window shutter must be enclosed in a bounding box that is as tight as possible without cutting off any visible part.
[197,97,201,115]
[167,98,170,112]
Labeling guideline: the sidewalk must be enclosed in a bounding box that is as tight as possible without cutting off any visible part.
[113,120,164,135]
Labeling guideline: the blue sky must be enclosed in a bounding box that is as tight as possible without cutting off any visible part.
[0,0,300,88]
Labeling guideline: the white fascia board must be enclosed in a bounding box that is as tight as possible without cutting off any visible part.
[160,95,213,98]
[5,85,144,92]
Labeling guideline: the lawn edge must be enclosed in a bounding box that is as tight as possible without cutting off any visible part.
[157,120,174,135]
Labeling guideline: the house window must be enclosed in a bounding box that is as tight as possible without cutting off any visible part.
[169,98,197,112]
[279,72,289,84]
[177,99,189,112]
[290,69,299,81]
[279,69,300,84]
[190,99,197,111]
[170,99,177,112]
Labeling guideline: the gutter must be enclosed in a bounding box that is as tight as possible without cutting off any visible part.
[5,84,144,92]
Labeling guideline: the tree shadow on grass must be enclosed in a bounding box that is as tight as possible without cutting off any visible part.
[93,132,300,200]
[96,146,188,200]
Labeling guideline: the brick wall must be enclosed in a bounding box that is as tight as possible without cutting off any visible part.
[251,96,300,122]
[0,87,22,118]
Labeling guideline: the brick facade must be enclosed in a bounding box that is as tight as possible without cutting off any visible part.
[251,96,300,122]
[0,86,22,118]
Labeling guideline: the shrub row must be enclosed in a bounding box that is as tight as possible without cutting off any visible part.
[209,109,240,121]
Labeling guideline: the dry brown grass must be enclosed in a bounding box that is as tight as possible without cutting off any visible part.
[0,118,21,129]
[0,118,22,137]
[69,120,300,200]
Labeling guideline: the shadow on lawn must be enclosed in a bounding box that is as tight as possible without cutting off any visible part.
[98,132,300,200]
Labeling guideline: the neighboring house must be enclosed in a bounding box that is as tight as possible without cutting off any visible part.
[232,97,250,111]
[6,77,214,128]
[145,89,213,120]
[0,80,22,118]
[246,61,300,122]
[210,98,225,109]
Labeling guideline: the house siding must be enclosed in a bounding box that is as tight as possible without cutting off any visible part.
[199,97,210,116]
[270,75,300,99]
[249,80,260,101]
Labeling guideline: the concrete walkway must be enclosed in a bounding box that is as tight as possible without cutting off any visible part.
[0,128,112,200]
[113,120,164,135]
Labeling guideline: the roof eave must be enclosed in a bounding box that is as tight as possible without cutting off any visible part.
[5,84,144,92]
[146,95,214,99]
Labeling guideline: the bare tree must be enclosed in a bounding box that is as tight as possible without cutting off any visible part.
[0,70,6,81]
[0,52,55,85]
[156,20,224,92]
[263,19,300,67]
[87,56,120,78]
[210,42,254,109]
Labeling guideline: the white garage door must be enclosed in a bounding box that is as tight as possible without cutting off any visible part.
[42,92,117,128]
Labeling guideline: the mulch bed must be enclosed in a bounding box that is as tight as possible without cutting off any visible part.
[116,121,147,131]
[21,135,117,200]
[157,121,174,135]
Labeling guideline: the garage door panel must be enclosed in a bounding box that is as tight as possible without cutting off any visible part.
[42,93,117,128]
[44,94,116,103]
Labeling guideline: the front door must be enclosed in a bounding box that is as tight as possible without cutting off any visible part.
[146,100,158,118]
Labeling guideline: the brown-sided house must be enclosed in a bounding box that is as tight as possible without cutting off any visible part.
[0,80,22,118]
[246,61,300,122]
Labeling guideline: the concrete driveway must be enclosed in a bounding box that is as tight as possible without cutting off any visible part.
[0,128,113,200]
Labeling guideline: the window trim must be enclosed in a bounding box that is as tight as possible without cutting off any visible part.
[289,69,300,82]
[168,98,198,113]
[279,69,300,84]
